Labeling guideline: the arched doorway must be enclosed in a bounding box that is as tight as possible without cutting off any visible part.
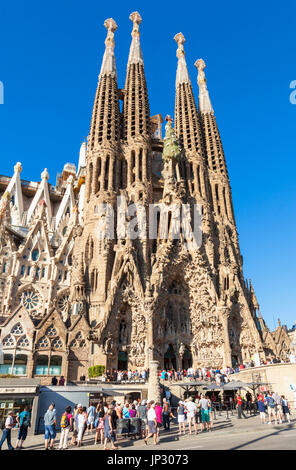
[118,351,128,371]
[164,345,176,370]
[182,348,192,369]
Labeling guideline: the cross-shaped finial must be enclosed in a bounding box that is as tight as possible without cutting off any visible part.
[165,115,173,123]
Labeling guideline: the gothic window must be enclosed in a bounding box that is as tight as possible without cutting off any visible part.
[57,294,69,316]
[11,323,24,336]
[52,337,63,349]
[3,334,15,347]
[37,336,49,349]
[46,326,57,338]
[18,336,30,348]
[104,155,110,190]
[32,249,39,261]
[70,338,78,348]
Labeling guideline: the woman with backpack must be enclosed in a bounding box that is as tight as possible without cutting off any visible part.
[58,406,73,450]
[16,406,31,449]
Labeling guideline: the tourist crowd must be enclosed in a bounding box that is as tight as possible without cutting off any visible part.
[0,388,293,450]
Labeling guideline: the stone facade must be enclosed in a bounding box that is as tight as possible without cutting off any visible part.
[0,12,291,383]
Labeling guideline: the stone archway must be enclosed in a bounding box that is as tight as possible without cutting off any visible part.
[164,344,177,370]
[181,347,192,369]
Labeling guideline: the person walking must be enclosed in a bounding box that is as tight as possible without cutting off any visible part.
[257,396,266,424]
[75,404,87,447]
[155,402,162,442]
[199,394,211,432]
[162,398,171,432]
[177,401,186,435]
[16,406,31,449]
[86,402,96,434]
[264,393,278,425]
[137,400,148,438]
[272,392,283,424]
[103,408,118,450]
[110,405,119,447]
[236,393,247,419]
[144,402,158,446]
[71,405,78,446]
[184,397,197,435]
[0,410,15,450]
[94,402,105,445]
[281,396,291,423]
[44,403,57,450]
[58,406,73,450]
[207,397,213,430]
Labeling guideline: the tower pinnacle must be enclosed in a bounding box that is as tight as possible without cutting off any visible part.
[99,18,118,78]
[194,59,214,115]
[128,11,143,65]
[174,33,190,86]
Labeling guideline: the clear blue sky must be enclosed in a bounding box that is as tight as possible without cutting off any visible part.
[0,0,295,330]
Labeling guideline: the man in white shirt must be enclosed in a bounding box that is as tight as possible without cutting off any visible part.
[185,397,197,435]
[0,411,15,450]
[144,402,158,446]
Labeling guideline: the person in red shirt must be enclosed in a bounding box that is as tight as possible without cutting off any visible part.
[236,393,247,419]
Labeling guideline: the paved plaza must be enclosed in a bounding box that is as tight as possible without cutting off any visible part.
[2,413,296,451]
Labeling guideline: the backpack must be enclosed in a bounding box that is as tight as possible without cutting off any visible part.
[60,413,69,428]
[22,412,30,427]
[268,397,275,408]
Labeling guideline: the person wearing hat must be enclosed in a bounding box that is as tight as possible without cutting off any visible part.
[137,400,148,438]
[177,401,186,435]
[75,404,87,447]
[0,410,15,450]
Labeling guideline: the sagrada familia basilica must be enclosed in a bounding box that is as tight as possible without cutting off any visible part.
[0,13,294,383]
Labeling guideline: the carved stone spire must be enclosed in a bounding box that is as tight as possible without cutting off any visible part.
[99,18,118,78]
[194,59,214,115]
[128,11,144,65]
[124,11,150,140]
[174,33,190,86]
[174,33,203,157]
[88,18,120,151]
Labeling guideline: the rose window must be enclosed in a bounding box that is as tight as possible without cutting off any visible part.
[18,336,30,347]
[57,295,69,315]
[21,290,39,312]
[11,323,24,335]
[46,326,57,338]
[52,337,63,349]
[37,337,49,349]
[3,334,15,347]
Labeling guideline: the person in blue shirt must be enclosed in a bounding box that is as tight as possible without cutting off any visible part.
[257,398,266,424]
[16,406,31,449]
[86,402,96,434]
[122,403,130,418]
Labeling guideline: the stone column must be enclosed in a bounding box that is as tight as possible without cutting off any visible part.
[148,360,161,403]
[219,306,232,368]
